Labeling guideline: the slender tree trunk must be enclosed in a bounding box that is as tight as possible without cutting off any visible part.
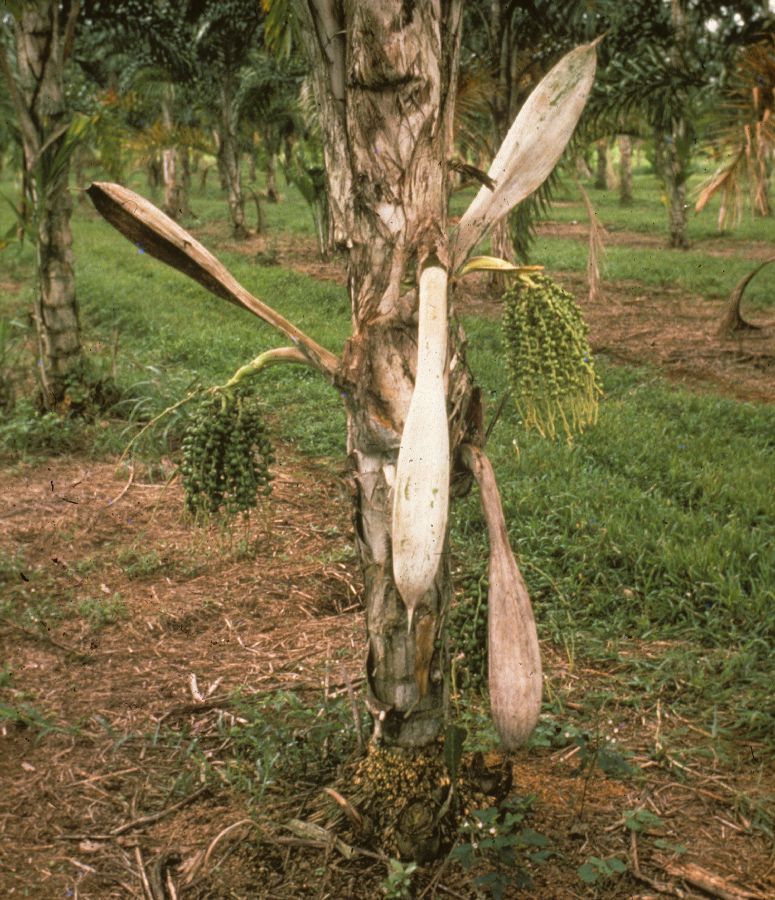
[161,146,180,218]
[575,153,592,179]
[247,148,257,184]
[619,134,633,205]
[298,1,475,749]
[2,1,83,408]
[595,139,608,189]
[160,86,190,220]
[489,218,515,291]
[265,153,279,203]
[664,119,689,248]
[752,122,771,217]
[147,155,161,192]
[665,0,689,249]
[181,146,192,212]
[488,1,519,285]
[219,72,247,239]
[73,143,89,204]
[212,128,228,191]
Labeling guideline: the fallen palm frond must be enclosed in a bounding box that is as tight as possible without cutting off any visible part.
[695,148,745,230]
[717,254,775,336]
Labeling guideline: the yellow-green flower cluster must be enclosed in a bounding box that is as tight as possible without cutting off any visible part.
[502,275,601,441]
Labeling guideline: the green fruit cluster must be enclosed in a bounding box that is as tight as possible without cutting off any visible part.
[179,387,274,517]
[502,275,601,441]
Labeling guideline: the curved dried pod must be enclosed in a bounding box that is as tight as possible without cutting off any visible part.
[461,444,542,749]
[87,181,339,379]
[451,40,599,270]
[392,265,450,630]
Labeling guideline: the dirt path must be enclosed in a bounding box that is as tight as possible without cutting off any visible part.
[0,452,365,897]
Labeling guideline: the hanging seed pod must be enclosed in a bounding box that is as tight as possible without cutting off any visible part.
[180,387,273,517]
[462,445,542,749]
[502,275,601,442]
[392,265,450,629]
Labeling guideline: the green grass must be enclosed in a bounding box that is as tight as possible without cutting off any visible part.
[454,313,775,743]
[530,235,775,307]
[0,172,348,460]
[451,170,775,308]
[534,173,775,308]
[1,164,774,754]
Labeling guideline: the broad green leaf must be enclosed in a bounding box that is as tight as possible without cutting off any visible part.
[624,808,664,832]
[443,724,466,781]
[654,838,688,855]
[452,39,599,268]
[519,827,549,847]
[578,862,599,884]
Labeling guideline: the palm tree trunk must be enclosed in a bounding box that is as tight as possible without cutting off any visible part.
[595,139,609,189]
[161,86,189,220]
[488,1,519,285]
[2,1,83,408]
[618,134,633,205]
[665,0,690,249]
[664,119,689,249]
[265,152,279,203]
[297,0,473,749]
[219,73,247,239]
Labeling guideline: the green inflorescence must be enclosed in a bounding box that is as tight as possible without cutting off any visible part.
[502,275,602,442]
[180,386,274,517]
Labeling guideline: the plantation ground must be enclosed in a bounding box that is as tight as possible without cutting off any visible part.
[1,171,774,898]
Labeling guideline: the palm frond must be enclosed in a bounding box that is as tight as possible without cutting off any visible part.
[694,36,775,226]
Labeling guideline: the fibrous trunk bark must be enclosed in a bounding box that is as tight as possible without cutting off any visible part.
[218,73,247,239]
[618,134,633,205]
[3,1,83,408]
[298,1,475,748]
